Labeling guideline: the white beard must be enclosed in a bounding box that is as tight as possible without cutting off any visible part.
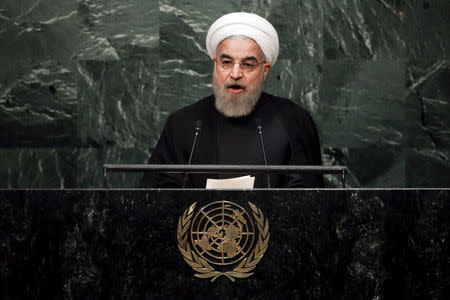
[213,75,264,118]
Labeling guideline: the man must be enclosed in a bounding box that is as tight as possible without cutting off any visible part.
[140,12,323,188]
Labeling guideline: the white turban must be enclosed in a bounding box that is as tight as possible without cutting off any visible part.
[206,12,279,65]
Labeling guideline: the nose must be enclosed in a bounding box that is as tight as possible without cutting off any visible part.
[229,62,243,80]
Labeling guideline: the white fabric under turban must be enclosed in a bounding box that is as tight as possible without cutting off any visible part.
[206,12,279,65]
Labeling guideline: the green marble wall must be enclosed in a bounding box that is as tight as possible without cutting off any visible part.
[0,0,449,188]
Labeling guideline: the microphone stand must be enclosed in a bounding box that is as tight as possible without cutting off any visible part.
[257,125,271,188]
[183,121,202,188]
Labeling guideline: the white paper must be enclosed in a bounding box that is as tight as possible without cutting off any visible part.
[206,175,255,189]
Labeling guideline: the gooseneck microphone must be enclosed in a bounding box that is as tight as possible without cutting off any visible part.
[256,118,271,188]
[183,120,202,188]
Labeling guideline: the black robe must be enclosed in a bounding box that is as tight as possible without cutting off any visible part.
[140,92,324,188]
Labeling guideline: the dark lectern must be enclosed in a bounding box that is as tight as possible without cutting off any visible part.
[1,188,449,299]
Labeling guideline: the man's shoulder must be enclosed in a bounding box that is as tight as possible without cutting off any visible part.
[166,95,214,124]
[265,93,313,120]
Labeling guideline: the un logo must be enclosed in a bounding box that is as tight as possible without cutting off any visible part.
[177,201,270,282]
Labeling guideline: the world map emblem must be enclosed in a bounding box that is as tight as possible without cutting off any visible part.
[177,201,270,282]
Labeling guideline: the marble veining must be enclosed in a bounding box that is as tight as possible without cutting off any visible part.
[0,0,449,187]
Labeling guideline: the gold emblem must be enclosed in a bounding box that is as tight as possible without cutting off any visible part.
[177,201,270,282]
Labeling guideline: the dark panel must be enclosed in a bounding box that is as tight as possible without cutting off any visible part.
[0,189,449,299]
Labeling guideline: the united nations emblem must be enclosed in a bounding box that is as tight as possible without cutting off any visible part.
[177,201,270,282]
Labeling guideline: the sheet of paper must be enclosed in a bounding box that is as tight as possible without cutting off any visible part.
[206,175,255,189]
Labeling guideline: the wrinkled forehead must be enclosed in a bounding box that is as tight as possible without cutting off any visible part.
[215,36,266,61]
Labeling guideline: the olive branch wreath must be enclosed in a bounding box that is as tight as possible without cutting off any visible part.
[177,202,270,282]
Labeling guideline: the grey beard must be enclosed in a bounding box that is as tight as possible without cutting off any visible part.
[213,76,264,118]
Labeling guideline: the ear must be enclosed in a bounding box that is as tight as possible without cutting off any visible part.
[263,63,272,79]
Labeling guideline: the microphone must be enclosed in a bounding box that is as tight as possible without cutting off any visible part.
[183,120,202,188]
[256,118,271,188]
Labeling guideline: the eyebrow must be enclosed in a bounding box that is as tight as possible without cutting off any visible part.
[219,53,258,62]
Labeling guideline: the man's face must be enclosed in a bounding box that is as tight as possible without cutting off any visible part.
[212,38,272,118]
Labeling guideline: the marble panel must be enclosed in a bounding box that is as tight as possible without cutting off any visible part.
[322,0,408,59]
[406,148,450,187]
[76,56,159,149]
[323,146,406,187]
[76,0,159,51]
[324,145,450,188]
[0,0,83,89]
[406,60,450,148]
[318,60,413,148]
[159,0,323,61]
[0,145,149,188]
[402,0,450,59]
[157,59,213,124]
[74,0,160,148]
[75,145,149,188]
[265,59,322,116]
[0,62,78,146]
[0,0,84,147]
[322,0,450,60]
[159,0,239,60]
[0,147,77,188]
[0,0,449,188]
[1,0,160,149]
[241,0,324,61]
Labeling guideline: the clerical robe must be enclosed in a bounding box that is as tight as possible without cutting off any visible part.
[140,92,324,188]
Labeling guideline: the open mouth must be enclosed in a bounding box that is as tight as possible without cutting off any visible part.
[227,84,245,93]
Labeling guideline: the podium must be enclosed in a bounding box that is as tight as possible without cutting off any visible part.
[1,189,449,298]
